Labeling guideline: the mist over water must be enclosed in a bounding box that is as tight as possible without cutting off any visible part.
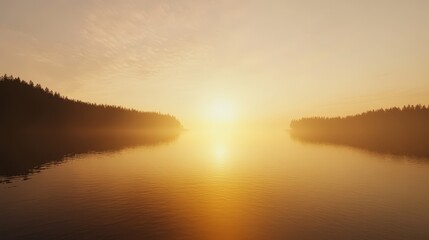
[2,1,429,239]
[1,129,429,240]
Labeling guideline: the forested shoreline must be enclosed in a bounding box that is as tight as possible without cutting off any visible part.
[0,75,183,134]
[290,106,429,158]
[0,74,182,180]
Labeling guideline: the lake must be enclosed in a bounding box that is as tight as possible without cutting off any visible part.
[1,129,429,240]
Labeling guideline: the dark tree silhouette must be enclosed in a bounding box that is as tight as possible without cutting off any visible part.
[0,74,183,180]
[0,74,183,134]
[290,106,429,158]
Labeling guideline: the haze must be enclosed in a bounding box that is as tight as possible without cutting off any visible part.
[1,0,429,128]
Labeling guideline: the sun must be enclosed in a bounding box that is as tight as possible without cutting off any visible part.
[209,100,236,123]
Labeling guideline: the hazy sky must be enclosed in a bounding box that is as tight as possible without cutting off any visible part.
[1,0,429,128]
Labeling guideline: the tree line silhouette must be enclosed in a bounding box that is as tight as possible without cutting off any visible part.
[0,74,183,181]
[290,106,429,159]
[0,74,183,134]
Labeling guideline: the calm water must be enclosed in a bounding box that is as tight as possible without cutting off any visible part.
[1,130,429,240]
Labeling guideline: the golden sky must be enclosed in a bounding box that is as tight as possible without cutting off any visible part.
[1,0,429,128]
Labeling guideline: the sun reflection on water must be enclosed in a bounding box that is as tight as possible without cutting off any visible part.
[213,143,227,166]
[203,128,237,169]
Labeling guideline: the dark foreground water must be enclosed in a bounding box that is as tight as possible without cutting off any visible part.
[1,130,429,240]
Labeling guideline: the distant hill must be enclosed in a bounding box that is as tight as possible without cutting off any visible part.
[290,106,429,158]
[0,74,183,134]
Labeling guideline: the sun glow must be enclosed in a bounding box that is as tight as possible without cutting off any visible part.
[208,100,236,124]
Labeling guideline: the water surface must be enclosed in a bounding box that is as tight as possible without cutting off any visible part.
[1,130,429,240]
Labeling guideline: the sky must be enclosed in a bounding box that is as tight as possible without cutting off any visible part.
[1,0,429,128]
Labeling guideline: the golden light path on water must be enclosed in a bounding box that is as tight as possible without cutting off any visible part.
[2,127,429,239]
